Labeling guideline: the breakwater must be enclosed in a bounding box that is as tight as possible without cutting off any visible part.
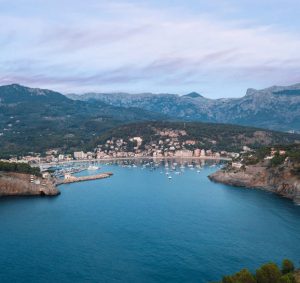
[56,172,113,185]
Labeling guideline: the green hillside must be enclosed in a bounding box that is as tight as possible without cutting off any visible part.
[93,121,300,153]
[0,84,165,156]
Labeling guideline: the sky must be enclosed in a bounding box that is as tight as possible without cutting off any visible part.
[0,0,300,98]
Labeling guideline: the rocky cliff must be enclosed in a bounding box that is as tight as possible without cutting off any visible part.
[209,161,300,204]
[0,172,60,196]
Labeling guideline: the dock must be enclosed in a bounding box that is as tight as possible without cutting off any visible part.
[56,172,113,185]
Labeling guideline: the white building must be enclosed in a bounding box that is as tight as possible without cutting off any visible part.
[74,151,87,160]
[232,162,243,169]
[58,154,64,161]
[175,150,193,157]
[194,149,201,157]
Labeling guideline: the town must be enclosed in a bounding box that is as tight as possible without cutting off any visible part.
[1,132,242,165]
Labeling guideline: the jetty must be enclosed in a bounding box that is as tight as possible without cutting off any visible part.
[56,172,113,185]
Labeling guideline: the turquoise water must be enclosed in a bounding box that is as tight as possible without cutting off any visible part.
[0,160,299,283]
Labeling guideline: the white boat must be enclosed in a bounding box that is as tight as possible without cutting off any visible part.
[168,176,172,179]
[87,165,99,170]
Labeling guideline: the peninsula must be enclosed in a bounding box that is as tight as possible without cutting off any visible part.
[209,144,300,204]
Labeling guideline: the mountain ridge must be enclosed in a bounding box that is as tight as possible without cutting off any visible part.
[0,84,166,156]
[67,83,300,132]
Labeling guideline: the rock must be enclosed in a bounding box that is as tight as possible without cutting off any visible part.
[0,172,60,197]
[209,164,300,204]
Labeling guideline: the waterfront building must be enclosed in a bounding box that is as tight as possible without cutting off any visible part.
[74,151,87,160]
[194,149,201,157]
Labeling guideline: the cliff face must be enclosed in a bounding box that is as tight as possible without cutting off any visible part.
[0,172,60,197]
[209,162,300,204]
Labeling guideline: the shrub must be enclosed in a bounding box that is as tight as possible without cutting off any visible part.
[279,273,296,283]
[256,262,281,283]
[222,269,256,283]
[282,259,295,275]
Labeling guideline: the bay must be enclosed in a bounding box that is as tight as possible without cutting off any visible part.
[0,159,299,283]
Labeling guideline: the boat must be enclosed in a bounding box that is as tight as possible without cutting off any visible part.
[168,176,172,179]
[87,165,99,170]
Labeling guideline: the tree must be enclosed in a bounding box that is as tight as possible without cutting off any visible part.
[222,269,256,283]
[281,259,295,275]
[235,269,256,283]
[279,273,296,283]
[256,262,281,283]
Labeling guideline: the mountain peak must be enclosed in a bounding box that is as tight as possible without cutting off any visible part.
[183,92,203,98]
[0,83,69,103]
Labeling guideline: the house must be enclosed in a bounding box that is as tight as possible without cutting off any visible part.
[74,151,87,160]
[232,162,243,169]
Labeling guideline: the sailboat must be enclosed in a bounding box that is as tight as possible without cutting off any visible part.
[87,165,99,170]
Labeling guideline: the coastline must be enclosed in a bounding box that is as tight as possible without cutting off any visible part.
[209,165,300,204]
[0,172,60,197]
[39,156,231,167]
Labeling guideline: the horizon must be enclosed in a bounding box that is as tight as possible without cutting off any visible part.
[1,0,300,98]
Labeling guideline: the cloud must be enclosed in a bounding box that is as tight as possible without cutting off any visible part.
[0,0,300,97]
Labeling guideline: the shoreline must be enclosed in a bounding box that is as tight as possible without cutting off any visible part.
[209,166,300,205]
[39,156,231,167]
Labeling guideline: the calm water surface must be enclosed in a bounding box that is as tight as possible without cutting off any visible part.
[0,160,299,283]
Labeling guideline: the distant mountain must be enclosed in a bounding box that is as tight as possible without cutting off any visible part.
[183,92,203,98]
[0,84,165,155]
[69,84,300,132]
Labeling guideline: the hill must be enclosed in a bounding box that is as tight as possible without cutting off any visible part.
[69,83,300,132]
[92,121,300,153]
[0,84,165,156]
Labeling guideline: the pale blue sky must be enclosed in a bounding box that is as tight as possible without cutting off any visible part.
[0,0,300,98]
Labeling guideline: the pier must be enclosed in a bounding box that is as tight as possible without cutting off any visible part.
[56,172,113,185]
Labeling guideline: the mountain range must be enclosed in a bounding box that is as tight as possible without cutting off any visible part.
[0,83,299,156]
[0,84,164,155]
[68,84,300,132]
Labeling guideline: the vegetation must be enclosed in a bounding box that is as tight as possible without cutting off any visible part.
[93,121,300,153]
[0,84,164,156]
[216,259,297,283]
[237,144,300,174]
[0,161,40,176]
[0,85,299,157]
